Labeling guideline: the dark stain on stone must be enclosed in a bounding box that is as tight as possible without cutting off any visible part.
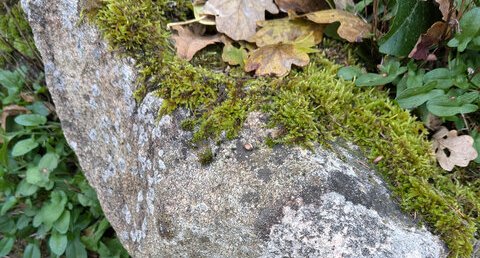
[83,94,90,102]
[254,207,283,241]
[157,214,176,240]
[235,140,253,162]
[199,236,210,244]
[301,185,325,204]
[241,191,260,204]
[270,145,287,165]
[328,171,404,220]
[256,168,272,182]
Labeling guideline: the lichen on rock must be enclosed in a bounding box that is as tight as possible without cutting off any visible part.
[22,0,479,256]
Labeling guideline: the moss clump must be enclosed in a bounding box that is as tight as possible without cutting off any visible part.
[267,59,478,256]
[92,1,479,256]
[198,148,213,166]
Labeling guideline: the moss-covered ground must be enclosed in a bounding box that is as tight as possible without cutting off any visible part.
[91,0,479,256]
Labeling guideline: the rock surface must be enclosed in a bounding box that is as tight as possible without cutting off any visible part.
[22,0,447,257]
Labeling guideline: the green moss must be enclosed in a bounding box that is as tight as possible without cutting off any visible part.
[92,1,479,256]
[198,148,213,166]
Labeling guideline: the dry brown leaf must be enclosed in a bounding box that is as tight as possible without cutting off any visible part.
[408,21,447,61]
[193,3,216,26]
[432,127,478,171]
[203,0,279,41]
[171,25,223,61]
[245,34,317,77]
[274,0,328,13]
[249,18,324,47]
[305,9,371,42]
[334,0,355,10]
[0,104,30,143]
[435,0,452,21]
[20,92,36,103]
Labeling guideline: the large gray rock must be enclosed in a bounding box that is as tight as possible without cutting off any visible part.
[21,0,447,257]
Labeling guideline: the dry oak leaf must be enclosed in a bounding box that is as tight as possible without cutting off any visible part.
[171,25,223,61]
[249,18,324,47]
[409,21,448,61]
[245,34,317,77]
[305,9,371,42]
[203,0,279,41]
[435,0,453,21]
[432,127,478,171]
[274,0,328,13]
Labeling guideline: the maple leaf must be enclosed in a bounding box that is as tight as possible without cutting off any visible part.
[249,18,324,47]
[171,25,223,61]
[274,0,327,13]
[432,127,478,171]
[203,0,279,41]
[245,34,317,77]
[305,10,371,42]
[409,21,447,61]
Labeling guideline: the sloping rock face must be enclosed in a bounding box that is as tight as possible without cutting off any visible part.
[22,0,447,257]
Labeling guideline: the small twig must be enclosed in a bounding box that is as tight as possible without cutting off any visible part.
[461,113,470,132]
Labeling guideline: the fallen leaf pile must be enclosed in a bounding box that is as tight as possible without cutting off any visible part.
[432,127,478,171]
[168,0,371,77]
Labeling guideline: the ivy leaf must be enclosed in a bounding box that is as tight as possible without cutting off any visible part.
[305,9,371,42]
[423,68,454,89]
[23,243,41,258]
[427,93,479,117]
[38,153,59,173]
[395,82,444,109]
[433,127,478,171]
[0,236,15,257]
[203,0,279,41]
[16,179,39,197]
[245,34,317,77]
[34,191,67,228]
[0,196,17,216]
[65,236,88,258]
[337,66,363,81]
[379,0,439,56]
[274,0,328,13]
[49,231,68,256]
[53,210,70,234]
[249,18,324,47]
[12,138,38,157]
[14,114,47,126]
[171,25,223,61]
[355,59,407,86]
[447,7,480,51]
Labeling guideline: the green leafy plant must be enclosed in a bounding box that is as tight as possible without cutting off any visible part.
[339,3,480,164]
[0,2,129,257]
